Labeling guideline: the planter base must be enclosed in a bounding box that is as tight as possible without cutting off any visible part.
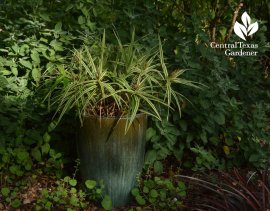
[78,115,147,207]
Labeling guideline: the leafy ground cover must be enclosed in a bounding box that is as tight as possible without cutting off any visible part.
[1,157,269,210]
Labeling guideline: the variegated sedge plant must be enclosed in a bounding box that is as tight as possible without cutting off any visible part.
[43,31,199,131]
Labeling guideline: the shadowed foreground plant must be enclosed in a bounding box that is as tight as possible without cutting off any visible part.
[177,168,270,211]
[131,176,186,210]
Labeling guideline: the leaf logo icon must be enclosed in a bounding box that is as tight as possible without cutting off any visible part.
[233,12,259,41]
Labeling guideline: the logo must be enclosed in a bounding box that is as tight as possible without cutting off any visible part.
[210,11,260,56]
[233,12,259,41]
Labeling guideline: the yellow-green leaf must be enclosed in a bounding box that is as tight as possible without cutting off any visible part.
[19,60,32,70]
[32,68,41,82]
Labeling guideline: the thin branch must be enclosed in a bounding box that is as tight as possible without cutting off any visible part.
[210,1,229,42]
[224,1,244,42]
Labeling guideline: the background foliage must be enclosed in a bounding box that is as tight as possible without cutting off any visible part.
[0,0,269,209]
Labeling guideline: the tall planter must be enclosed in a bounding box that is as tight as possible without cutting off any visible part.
[77,114,147,207]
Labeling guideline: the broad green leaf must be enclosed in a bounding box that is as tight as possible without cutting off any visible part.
[64,176,70,183]
[249,154,260,162]
[160,189,166,199]
[41,143,50,155]
[11,67,18,76]
[19,60,32,70]
[31,148,42,162]
[31,51,40,64]
[149,197,157,203]
[69,179,77,187]
[39,13,51,21]
[43,132,51,143]
[11,198,21,208]
[154,176,162,184]
[219,27,227,38]
[78,16,85,24]
[135,195,146,205]
[25,162,32,171]
[101,195,112,210]
[17,150,29,161]
[11,44,19,53]
[50,40,63,51]
[40,37,48,43]
[49,149,55,157]
[144,150,157,164]
[32,68,41,82]
[0,75,8,87]
[1,187,10,197]
[1,69,11,76]
[96,188,102,194]
[199,100,210,109]
[225,139,234,146]
[70,188,77,194]
[48,121,57,132]
[146,127,156,141]
[143,186,149,193]
[214,113,225,125]
[164,179,174,190]
[209,137,219,145]
[85,180,96,189]
[9,165,23,176]
[45,201,52,208]
[70,195,79,206]
[131,188,140,196]
[81,7,89,17]
[54,153,62,159]
[210,10,215,19]
[153,160,163,174]
[55,22,62,31]
[149,189,158,198]
[200,132,207,144]
[179,190,187,197]
[65,4,74,11]
[177,181,186,190]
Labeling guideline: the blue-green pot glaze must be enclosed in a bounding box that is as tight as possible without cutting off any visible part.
[78,114,147,207]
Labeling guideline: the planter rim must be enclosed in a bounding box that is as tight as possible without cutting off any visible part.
[83,113,146,120]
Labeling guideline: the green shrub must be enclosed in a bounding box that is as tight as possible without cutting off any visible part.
[131,176,186,210]
[35,177,112,210]
[143,6,270,170]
